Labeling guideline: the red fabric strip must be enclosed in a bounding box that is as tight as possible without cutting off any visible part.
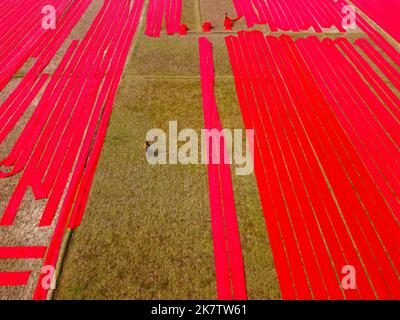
[0,246,46,259]
[0,271,31,286]
[225,31,400,299]
[199,37,247,300]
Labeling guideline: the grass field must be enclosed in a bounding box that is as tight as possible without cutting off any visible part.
[55,25,280,298]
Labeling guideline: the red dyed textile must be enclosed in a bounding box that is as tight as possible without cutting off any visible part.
[0,0,145,299]
[0,246,46,259]
[0,0,92,140]
[203,22,212,32]
[179,23,188,35]
[0,272,31,286]
[226,31,400,299]
[230,0,400,66]
[0,0,92,91]
[351,0,400,42]
[145,0,182,37]
[199,38,247,300]
[232,0,346,31]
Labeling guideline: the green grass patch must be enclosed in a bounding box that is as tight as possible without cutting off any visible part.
[55,25,280,299]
